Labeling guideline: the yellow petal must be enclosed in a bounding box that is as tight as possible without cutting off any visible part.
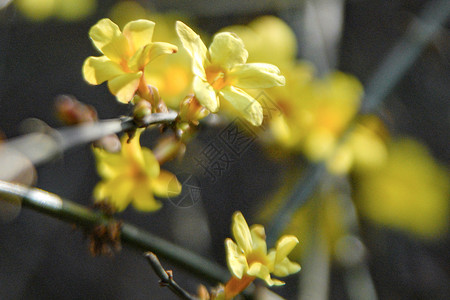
[109,178,134,211]
[100,33,131,63]
[220,86,262,126]
[82,56,125,85]
[193,76,219,112]
[141,147,160,177]
[107,71,142,103]
[275,235,299,262]
[132,186,162,212]
[94,177,133,212]
[129,42,177,73]
[230,63,285,89]
[209,32,248,70]
[148,42,178,62]
[121,129,145,165]
[89,18,121,52]
[225,238,248,279]
[250,225,267,256]
[175,21,208,78]
[123,19,155,51]
[152,170,182,198]
[93,147,128,179]
[273,257,301,277]
[247,263,284,286]
[232,211,253,254]
[128,44,152,72]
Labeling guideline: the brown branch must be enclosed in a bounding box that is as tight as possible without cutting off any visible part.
[145,252,199,300]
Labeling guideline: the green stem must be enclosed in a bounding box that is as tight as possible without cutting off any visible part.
[0,180,229,285]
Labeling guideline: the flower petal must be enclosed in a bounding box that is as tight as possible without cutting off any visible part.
[130,42,177,73]
[93,147,128,179]
[107,72,142,103]
[209,32,248,70]
[128,44,152,72]
[275,235,299,262]
[141,147,160,177]
[225,238,248,279]
[152,170,182,198]
[123,19,155,51]
[220,86,262,126]
[273,257,301,277]
[100,33,131,63]
[82,56,125,85]
[94,177,133,212]
[121,129,145,166]
[193,76,219,112]
[89,18,121,52]
[148,42,178,62]
[247,263,284,286]
[132,186,162,212]
[232,211,253,254]
[250,225,267,256]
[175,21,208,79]
[230,63,285,89]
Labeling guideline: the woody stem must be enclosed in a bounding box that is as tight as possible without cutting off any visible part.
[0,180,229,285]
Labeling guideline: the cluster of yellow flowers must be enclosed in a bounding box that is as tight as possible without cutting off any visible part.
[81,9,448,297]
[81,13,302,296]
[83,16,287,214]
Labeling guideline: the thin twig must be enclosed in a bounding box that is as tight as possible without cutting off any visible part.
[4,112,178,166]
[266,0,450,243]
[145,252,199,300]
[0,180,229,285]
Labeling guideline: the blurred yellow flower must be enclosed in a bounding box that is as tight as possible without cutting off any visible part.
[355,138,449,238]
[15,0,96,21]
[300,72,363,161]
[82,18,177,104]
[176,21,286,126]
[224,211,300,297]
[221,16,297,67]
[93,130,181,212]
[327,115,388,174]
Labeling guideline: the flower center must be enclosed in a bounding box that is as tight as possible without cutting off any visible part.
[205,65,229,90]
[246,251,268,266]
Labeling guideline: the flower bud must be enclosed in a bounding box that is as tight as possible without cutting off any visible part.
[179,95,209,124]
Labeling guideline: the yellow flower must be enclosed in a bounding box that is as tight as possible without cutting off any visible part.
[175,21,286,126]
[327,115,388,174]
[83,18,177,104]
[15,0,96,21]
[355,138,449,239]
[225,212,300,289]
[93,130,181,212]
[221,16,298,67]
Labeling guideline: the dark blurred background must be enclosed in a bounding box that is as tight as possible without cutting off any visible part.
[0,0,448,299]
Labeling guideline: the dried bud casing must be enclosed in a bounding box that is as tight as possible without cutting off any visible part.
[55,95,97,125]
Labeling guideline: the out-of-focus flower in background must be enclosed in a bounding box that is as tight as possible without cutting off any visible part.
[93,130,181,212]
[355,138,449,239]
[14,0,96,21]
